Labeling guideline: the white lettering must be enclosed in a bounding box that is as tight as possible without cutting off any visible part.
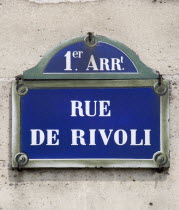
[144,129,151,145]
[100,58,110,71]
[114,129,127,145]
[64,51,72,71]
[71,129,86,145]
[86,55,98,71]
[130,129,143,145]
[111,58,122,70]
[99,129,113,145]
[71,100,111,117]
[89,129,96,145]
[30,129,45,145]
[99,101,111,117]
[71,101,84,117]
[85,101,97,117]
[46,129,60,145]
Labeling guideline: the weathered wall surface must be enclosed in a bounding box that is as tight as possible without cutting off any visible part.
[0,0,179,209]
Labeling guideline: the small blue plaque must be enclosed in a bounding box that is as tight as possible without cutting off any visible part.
[43,42,138,74]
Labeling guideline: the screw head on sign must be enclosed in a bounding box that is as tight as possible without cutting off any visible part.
[153,152,168,167]
[16,84,28,96]
[15,152,29,167]
[154,82,168,95]
[84,33,97,47]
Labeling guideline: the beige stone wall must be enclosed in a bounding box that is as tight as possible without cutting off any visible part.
[0,0,179,209]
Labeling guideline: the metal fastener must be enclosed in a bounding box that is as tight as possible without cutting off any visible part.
[16,84,28,96]
[154,82,168,95]
[15,152,29,169]
[154,72,168,95]
[84,32,97,47]
[153,151,168,167]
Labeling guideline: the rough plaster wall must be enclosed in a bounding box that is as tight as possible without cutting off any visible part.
[30,0,96,3]
[0,0,179,209]
[32,0,96,3]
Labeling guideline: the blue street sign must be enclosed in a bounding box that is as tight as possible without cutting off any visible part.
[21,87,160,160]
[12,35,169,168]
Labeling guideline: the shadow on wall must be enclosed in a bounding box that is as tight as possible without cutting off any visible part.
[8,167,169,184]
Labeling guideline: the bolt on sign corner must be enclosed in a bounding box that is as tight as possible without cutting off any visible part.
[12,35,169,169]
